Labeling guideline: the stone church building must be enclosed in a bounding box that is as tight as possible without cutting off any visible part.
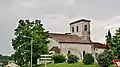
[48,19,108,61]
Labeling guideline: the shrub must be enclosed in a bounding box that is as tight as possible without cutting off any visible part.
[83,53,94,65]
[97,50,115,67]
[67,54,79,63]
[52,54,66,63]
[3,60,8,66]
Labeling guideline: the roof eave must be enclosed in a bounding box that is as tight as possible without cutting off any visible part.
[70,19,91,25]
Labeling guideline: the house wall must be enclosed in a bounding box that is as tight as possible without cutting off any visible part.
[93,48,106,62]
[47,38,106,61]
[95,48,105,54]
[60,43,92,60]
[70,22,82,36]
[70,21,91,41]
[47,38,60,50]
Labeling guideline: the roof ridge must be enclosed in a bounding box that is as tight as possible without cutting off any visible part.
[70,19,91,25]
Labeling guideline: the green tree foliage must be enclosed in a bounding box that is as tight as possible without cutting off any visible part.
[97,50,114,67]
[52,54,66,63]
[83,53,94,65]
[0,55,11,60]
[2,60,8,66]
[67,51,79,63]
[106,28,120,59]
[12,19,49,66]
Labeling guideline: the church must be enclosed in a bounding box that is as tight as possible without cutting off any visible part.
[48,19,108,61]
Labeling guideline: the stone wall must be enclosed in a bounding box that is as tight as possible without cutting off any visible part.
[60,43,92,61]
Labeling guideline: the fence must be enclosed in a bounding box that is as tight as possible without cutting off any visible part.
[37,54,53,67]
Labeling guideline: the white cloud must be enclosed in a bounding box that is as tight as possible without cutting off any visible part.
[106,24,120,29]
[42,14,71,33]
[0,0,120,55]
[16,0,43,8]
[91,16,120,43]
[67,0,75,6]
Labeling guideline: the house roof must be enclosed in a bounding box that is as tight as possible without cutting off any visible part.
[49,46,60,53]
[49,33,108,49]
[70,19,91,25]
[49,46,59,51]
[49,33,90,43]
[93,44,109,49]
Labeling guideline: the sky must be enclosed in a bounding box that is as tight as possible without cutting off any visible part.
[0,0,120,55]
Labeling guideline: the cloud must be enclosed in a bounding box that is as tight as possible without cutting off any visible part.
[66,0,75,6]
[91,16,120,43]
[106,24,120,29]
[18,0,43,9]
[42,14,71,33]
[0,0,120,55]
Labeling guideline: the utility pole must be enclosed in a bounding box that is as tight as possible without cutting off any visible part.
[31,30,33,67]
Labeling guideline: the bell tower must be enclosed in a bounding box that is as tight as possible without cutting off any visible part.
[69,19,91,42]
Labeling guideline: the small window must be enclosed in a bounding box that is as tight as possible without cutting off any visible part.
[68,50,70,54]
[84,25,87,31]
[72,27,74,33]
[95,53,98,57]
[76,26,79,32]
[96,48,98,51]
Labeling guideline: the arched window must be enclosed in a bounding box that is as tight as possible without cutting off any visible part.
[84,25,87,31]
[83,50,85,57]
[72,27,74,33]
[68,50,70,54]
[76,26,79,32]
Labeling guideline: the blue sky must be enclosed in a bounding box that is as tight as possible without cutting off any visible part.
[0,0,120,55]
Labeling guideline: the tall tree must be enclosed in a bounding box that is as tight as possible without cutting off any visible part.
[108,30,111,39]
[106,30,111,44]
[106,28,120,59]
[12,19,49,66]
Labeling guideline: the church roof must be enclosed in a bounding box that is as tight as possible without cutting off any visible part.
[49,46,60,54]
[49,33,108,49]
[49,33,87,43]
[70,19,91,25]
[93,44,109,49]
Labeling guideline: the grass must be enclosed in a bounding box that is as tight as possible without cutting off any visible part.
[108,65,116,67]
[36,62,99,67]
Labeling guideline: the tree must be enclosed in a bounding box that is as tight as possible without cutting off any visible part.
[67,50,79,63]
[12,19,49,66]
[106,28,120,59]
[97,50,114,67]
[83,53,94,65]
[52,54,66,63]
[3,60,8,66]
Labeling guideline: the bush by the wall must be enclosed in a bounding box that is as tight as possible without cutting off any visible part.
[67,54,79,63]
[83,53,94,65]
[52,54,66,63]
[97,50,115,67]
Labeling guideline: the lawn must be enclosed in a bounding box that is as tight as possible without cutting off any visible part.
[36,62,98,67]
[36,62,116,67]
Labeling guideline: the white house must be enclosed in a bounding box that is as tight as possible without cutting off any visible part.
[48,19,108,61]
